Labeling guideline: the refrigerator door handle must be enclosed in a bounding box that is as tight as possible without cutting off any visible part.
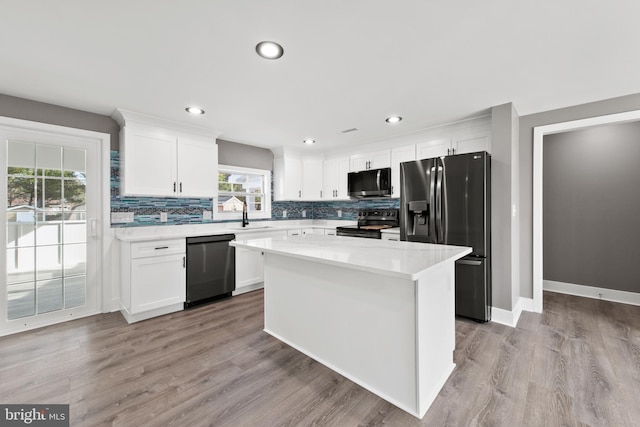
[435,159,444,242]
[429,165,436,239]
[457,259,482,266]
[376,169,381,191]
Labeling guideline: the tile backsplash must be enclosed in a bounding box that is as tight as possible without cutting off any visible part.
[110,150,400,227]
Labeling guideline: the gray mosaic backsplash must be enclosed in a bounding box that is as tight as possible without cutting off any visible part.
[110,150,400,227]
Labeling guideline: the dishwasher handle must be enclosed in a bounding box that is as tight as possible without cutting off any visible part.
[186,234,236,245]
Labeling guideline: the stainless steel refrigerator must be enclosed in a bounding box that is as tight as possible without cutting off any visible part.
[400,151,491,322]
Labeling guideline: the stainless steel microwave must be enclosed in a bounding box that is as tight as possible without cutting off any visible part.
[347,167,391,198]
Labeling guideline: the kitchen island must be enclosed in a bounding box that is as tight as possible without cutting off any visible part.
[230,234,471,419]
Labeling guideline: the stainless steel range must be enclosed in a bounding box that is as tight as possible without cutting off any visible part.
[336,209,399,239]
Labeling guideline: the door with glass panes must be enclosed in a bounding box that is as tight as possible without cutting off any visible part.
[2,128,99,333]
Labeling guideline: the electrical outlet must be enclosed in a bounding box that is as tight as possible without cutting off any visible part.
[282,210,287,218]
[160,212,168,222]
[111,212,134,223]
[337,209,342,218]
[203,210,212,220]
[302,210,306,218]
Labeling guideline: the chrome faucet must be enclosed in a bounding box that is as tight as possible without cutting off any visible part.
[242,202,249,227]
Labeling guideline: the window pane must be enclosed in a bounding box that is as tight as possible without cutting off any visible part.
[63,148,85,173]
[7,282,35,320]
[36,245,63,280]
[35,219,62,246]
[65,276,86,309]
[7,177,35,208]
[63,179,86,211]
[7,247,35,284]
[63,217,86,244]
[36,177,63,211]
[7,215,35,248]
[7,141,35,171]
[37,278,63,314]
[37,145,62,177]
[64,243,86,276]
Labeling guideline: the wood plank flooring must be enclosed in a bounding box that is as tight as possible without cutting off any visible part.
[1,290,639,426]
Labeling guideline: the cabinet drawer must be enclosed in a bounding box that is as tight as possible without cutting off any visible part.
[131,238,186,259]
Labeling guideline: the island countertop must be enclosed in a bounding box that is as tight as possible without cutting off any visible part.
[230,234,471,281]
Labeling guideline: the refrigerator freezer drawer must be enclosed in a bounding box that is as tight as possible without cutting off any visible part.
[455,256,491,322]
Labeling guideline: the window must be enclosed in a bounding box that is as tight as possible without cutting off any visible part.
[215,165,271,220]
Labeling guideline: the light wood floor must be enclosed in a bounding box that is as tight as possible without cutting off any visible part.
[1,290,638,426]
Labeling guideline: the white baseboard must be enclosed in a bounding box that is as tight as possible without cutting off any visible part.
[491,297,534,328]
[544,280,640,306]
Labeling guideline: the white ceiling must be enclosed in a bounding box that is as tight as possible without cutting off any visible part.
[2,1,640,152]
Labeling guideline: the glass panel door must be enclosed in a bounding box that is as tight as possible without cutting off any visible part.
[3,132,99,330]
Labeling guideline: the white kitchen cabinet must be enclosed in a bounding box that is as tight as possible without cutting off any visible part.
[324,229,337,236]
[453,134,491,155]
[274,151,325,201]
[176,136,219,198]
[416,132,491,160]
[350,149,390,172]
[120,238,186,323]
[113,109,220,198]
[302,158,324,200]
[287,229,302,236]
[391,145,416,197]
[274,154,303,200]
[323,156,350,199]
[235,229,288,295]
[416,138,452,160]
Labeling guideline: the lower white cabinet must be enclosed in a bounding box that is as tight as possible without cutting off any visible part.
[235,230,287,295]
[120,238,186,323]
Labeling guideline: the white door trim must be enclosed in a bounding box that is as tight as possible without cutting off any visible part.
[532,109,640,313]
[0,116,112,335]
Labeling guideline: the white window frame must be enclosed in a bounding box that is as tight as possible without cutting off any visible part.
[214,165,271,220]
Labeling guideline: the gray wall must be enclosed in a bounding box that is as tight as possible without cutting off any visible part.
[543,121,640,293]
[519,92,640,298]
[0,94,119,150]
[217,139,273,170]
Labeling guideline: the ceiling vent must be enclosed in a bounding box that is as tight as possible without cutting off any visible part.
[341,128,358,134]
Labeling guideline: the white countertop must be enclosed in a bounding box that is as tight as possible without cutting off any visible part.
[114,220,354,242]
[380,227,400,234]
[231,234,471,281]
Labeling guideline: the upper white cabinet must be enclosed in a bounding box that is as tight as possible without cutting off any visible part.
[391,145,416,197]
[302,158,324,200]
[416,138,452,159]
[273,149,324,201]
[113,109,220,198]
[177,136,219,198]
[453,134,491,155]
[350,149,390,172]
[323,156,349,199]
[274,153,302,200]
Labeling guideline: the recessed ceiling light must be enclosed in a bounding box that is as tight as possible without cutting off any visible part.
[385,115,402,124]
[303,139,316,145]
[185,106,205,115]
[256,41,284,60]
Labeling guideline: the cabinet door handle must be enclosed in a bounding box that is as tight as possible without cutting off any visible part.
[155,246,169,250]
[179,182,183,193]
[298,190,301,198]
[320,190,322,198]
[173,182,177,192]
[183,256,186,268]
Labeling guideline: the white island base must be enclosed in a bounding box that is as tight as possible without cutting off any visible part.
[231,235,471,419]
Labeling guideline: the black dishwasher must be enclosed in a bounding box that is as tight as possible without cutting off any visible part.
[185,234,236,308]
